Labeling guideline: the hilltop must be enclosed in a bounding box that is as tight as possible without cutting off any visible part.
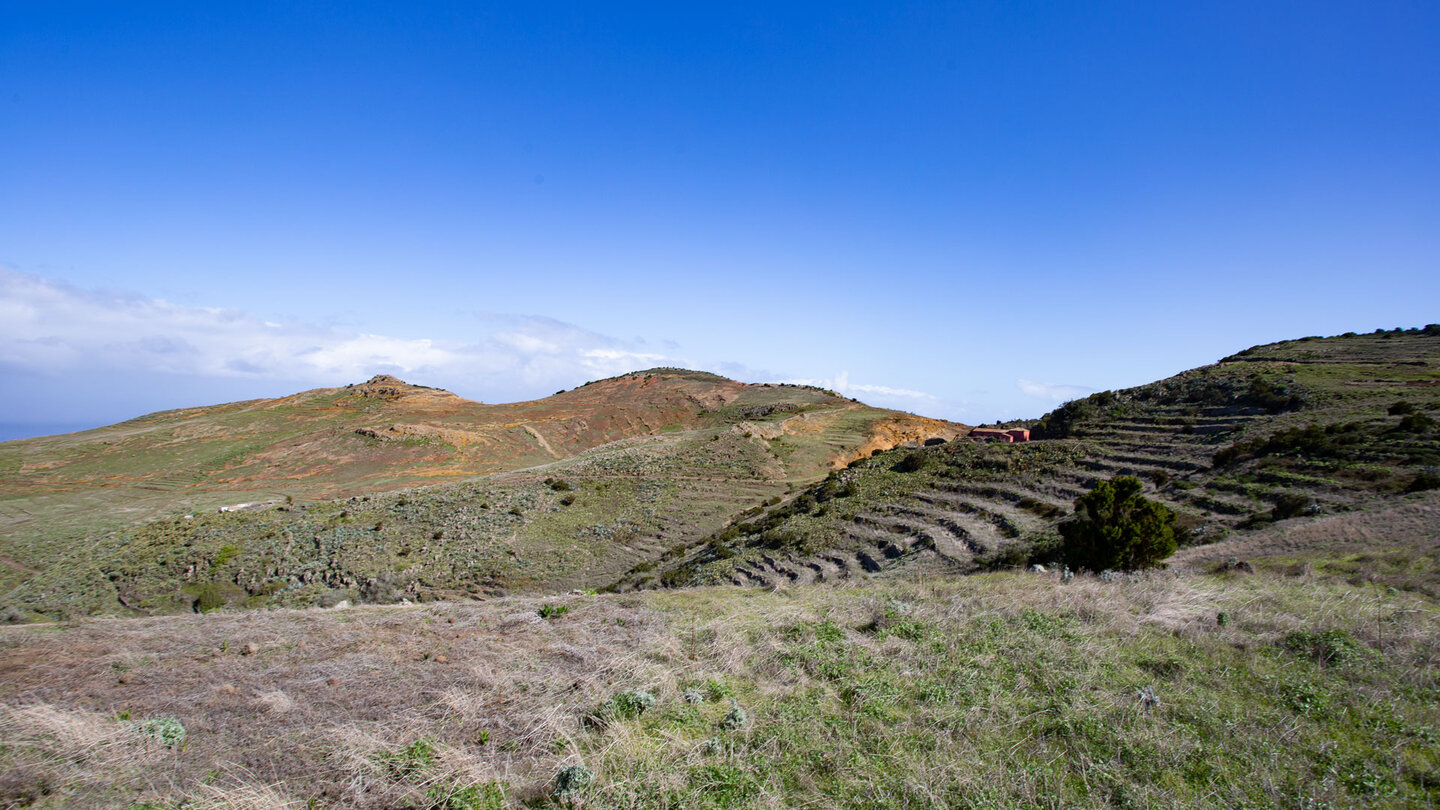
[0,369,963,617]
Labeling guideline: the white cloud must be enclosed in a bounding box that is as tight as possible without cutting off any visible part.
[777,370,938,402]
[1016,379,1093,403]
[0,269,683,395]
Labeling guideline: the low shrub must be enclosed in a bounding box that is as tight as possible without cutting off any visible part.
[1398,413,1436,434]
[1214,422,1368,467]
[377,737,437,779]
[133,717,186,749]
[553,765,594,801]
[1281,629,1374,667]
[1270,493,1314,521]
[892,452,926,473]
[1406,473,1440,494]
[602,690,656,720]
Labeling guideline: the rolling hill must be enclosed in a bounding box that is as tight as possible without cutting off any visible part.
[638,327,1440,589]
[0,369,963,618]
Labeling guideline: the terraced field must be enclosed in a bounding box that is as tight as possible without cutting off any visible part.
[648,328,1440,588]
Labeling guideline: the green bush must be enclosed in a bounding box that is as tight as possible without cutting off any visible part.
[1059,476,1177,572]
[1270,493,1314,521]
[660,564,697,588]
[1388,401,1416,416]
[1398,412,1436,433]
[184,582,245,614]
[1244,375,1305,414]
[892,452,926,473]
[1406,473,1440,494]
[1213,422,1368,467]
[538,604,568,620]
[975,543,1031,571]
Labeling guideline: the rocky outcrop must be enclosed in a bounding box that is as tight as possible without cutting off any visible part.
[837,415,970,468]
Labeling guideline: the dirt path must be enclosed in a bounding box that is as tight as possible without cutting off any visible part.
[522,424,561,458]
[0,555,39,575]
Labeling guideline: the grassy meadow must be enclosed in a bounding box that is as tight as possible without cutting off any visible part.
[1,514,1437,807]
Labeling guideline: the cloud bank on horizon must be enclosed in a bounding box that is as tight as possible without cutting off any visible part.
[1016,379,1095,404]
[779,371,939,404]
[0,269,664,384]
[0,269,974,434]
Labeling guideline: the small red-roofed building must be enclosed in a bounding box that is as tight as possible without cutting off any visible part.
[967,428,1031,443]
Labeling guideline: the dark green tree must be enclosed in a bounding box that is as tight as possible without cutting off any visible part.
[1060,476,1178,572]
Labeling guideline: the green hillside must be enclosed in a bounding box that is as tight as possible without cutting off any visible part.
[0,371,963,619]
[643,327,1440,589]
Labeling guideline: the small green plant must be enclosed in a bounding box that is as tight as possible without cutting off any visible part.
[538,604,568,620]
[133,716,186,748]
[553,765,594,801]
[376,737,437,778]
[700,678,733,702]
[719,701,748,730]
[424,780,506,810]
[602,690,656,720]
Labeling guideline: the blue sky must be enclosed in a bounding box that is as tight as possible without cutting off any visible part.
[2,2,1437,439]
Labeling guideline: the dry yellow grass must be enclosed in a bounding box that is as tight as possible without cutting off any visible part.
[2,534,1436,807]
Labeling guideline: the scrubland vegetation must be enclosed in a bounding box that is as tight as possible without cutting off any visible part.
[2,534,1437,807]
[2,329,1439,807]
